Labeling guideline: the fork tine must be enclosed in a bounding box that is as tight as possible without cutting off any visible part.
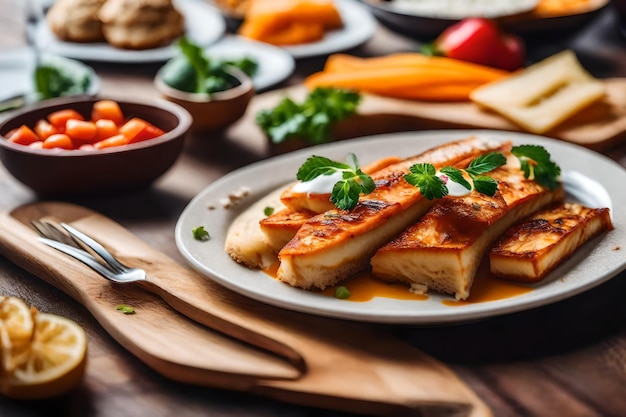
[60,223,129,274]
[32,219,77,248]
[38,237,122,282]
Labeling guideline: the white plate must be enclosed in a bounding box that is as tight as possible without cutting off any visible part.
[175,130,626,325]
[281,0,377,59]
[34,0,225,63]
[205,36,295,92]
[0,47,99,104]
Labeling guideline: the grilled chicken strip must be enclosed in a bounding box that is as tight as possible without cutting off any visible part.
[261,156,402,252]
[489,202,613,282]
[370,161,565,300]
[279,156,403,214]
[276,136,511,290]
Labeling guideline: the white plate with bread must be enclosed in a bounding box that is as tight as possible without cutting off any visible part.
[36,0,226,63]
[175,130,626,325]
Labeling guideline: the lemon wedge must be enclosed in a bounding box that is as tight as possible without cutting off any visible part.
[0,297,87,400]
[0,296,34,344]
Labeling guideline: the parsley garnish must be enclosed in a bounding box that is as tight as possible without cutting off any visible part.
[192,226,210,241]
[511,145,561,190]
[405,152,507,200]
[297,153,375,210]
[256,87,361,145]
[295,145,560,210]
[334,286,351,299]
[34,61,92,100]
[264,206,275,216]
[116,304,135,315]
[161,36,257,95]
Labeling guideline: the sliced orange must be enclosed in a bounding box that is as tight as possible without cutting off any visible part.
[0,297,87,400]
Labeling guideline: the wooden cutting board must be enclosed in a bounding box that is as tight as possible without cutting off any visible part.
[227,78,626,154]
[0,202,492,417]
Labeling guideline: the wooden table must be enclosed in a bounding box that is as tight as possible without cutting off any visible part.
[1,5,626,417]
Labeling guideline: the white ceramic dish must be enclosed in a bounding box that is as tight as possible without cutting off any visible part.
[205,36,295,92]
[281,0,377,59]
[175,130,626,325]
[0,47,99,105]
[34,0,225,63]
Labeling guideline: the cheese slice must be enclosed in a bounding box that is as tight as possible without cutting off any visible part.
[470,50,606,134]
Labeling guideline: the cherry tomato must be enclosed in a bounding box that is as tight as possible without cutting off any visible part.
[432,17,525,71]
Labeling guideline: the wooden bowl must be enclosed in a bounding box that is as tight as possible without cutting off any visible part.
[154,66,255,132]
[0,97,192,196]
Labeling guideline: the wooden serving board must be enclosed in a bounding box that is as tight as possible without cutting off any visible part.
[227,78,626,153]
[0,202,492,417]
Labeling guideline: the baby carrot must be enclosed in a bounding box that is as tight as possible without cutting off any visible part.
[7,125,40,146]
[93,134,129,149]
[42,133,74,150]
[65,119,97,142]
[92,100,125,126]
[47,109,84,129]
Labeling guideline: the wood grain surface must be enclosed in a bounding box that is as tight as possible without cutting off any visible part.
[0,201,491,417]
[0,4,625,417]
[228,78,626,154]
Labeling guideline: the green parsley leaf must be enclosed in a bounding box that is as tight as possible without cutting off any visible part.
[511,145,561,190]
[295,153,375,210]
[440,166,471,190]
[297,155,351,182]
[465,152,507,176]
[115,304,135,315]
[472,175,499,196]
[405,152,506,199]
[162,36,254,95]
[256,87,361,145]
[264,206,275,216]
[404,163,448,200]
[192,226,210,241]
[334,286,351,299]
[34,61,92,100]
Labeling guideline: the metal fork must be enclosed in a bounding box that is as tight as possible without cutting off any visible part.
[34,220,147,284]
[31,218,304,368]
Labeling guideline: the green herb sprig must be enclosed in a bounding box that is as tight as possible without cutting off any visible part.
[297,153,375,211]
[404,152,507,200]
[161,36,258,95]
[192,226,210,241]
[256,87,361,145]
[294,144,561,210]
[512,145,561,190]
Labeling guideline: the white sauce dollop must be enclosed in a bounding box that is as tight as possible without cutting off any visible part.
[437,172,472,197]
[291,170,344,195]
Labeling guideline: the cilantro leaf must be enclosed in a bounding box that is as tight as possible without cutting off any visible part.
[192,226,210,241]
[465,152,507,176]
[295,153,375,210]
[334,286,351,299]
[162,36,255,95]
[472,175,499,196]
[405,153,505,199]
[296,155,350,182]
[404,163,448,200]
[256,87,361,145]
[511,145,561,190]
[440,166,471,190]
[331,179,363,211]
[34,60,92,100]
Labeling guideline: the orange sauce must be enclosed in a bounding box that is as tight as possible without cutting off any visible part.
[263,260,532,305]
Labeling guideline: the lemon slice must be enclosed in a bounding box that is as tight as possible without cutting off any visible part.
[0,296,34,344]
[0,302,87,400]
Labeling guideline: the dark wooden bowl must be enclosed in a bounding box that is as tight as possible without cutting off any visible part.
[0,97,192,196]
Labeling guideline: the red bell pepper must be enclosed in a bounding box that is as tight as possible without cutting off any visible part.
[428,17,525,71]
